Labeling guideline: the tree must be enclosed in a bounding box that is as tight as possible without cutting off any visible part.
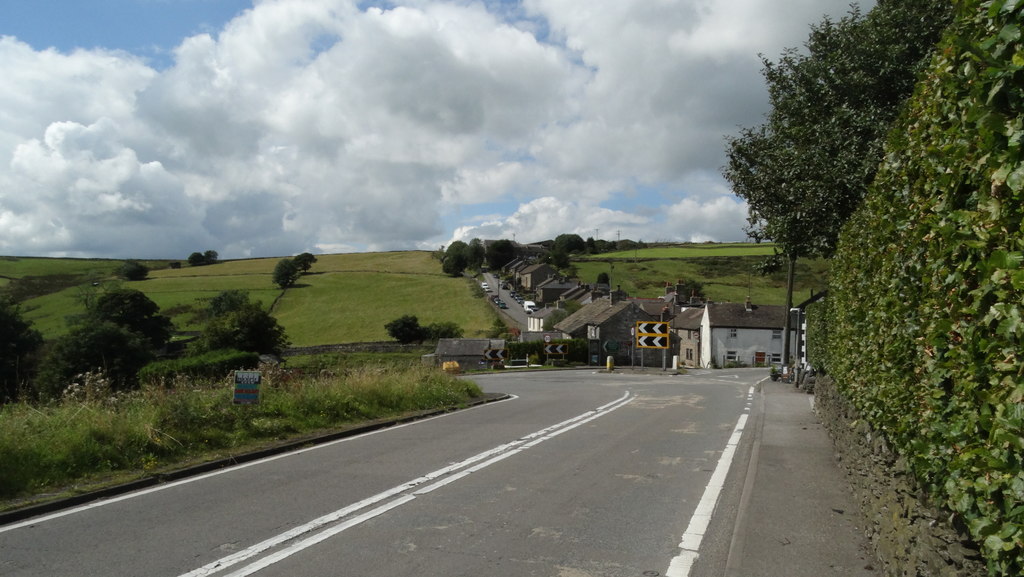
[723,0,952,361]
[206,289,251,318]
[596,272,610,285]
[293,252,317,273]
[0,297,43,402]
[37,322,154,398]
[553,233,585,255]
[188,252,206,266]
[467,239,486,271]
[118,260,149,281]
[385,315,426,344]
[203,250,219,265]
[91,289,172,350]
[273,258,301,288]
[485,239,516,270]
[193,302,289,355]
[442,241,469,277]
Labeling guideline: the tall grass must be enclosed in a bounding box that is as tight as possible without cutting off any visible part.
[0,365,482,502]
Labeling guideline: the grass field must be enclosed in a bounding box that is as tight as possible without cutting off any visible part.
[5,244,827,344]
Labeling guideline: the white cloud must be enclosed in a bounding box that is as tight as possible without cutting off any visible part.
[0,0,870,258]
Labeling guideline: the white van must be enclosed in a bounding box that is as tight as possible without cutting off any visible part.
[523,300,538,314]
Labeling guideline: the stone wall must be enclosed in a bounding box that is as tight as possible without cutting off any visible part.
[813,375,986,576]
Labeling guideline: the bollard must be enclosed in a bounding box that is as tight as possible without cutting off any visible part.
[606,355,614,371]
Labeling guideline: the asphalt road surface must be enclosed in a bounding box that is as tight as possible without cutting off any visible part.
[0,368,764,577]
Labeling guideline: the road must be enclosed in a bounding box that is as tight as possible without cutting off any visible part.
[0,369,764,577]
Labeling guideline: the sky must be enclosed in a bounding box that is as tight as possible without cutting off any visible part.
[1,0,872,259]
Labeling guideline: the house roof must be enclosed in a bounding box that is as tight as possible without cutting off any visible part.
[520,263,556,276]
[434,338,506,357]
[707,302,787,329]
[672,307,704,330]
[554,300,648,335]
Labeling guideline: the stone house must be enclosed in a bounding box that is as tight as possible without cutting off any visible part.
[431,338,506,370]
[517,263,558,291]
[672,307,705,368]
[552,298,665,366]
[535,276,578,304]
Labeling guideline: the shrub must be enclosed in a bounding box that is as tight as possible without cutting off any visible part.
[139,349,260,385]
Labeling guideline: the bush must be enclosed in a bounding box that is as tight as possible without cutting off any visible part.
[139,349,260,385]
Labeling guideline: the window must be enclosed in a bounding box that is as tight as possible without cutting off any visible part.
[728,328,738,339]
[770,353,782,364]
[725,350,738,362]
[772,329,782,340]
[685,349,693,361]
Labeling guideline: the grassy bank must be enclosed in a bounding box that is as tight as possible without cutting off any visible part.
[0,364,482,504]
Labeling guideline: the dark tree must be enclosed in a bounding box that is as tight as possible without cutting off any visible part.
[293,252,317,272]
[37,322,154,397]
[385,315,426,344]
[273,258,302,288]
[553,233,586,255]
[206,290,252,318]
[442,241,469,277]
[188,252,206,266]
[193,302,289,355]
[119,260,149,281]
[485,239,516,270]
[0,297,43,402]
[203,250,219,265]
[467,239,486,271]
[91,289,172,350]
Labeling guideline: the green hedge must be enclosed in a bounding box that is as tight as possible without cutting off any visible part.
[827,2,1024,573]
[507,339,589,364]
[139,349,260,384]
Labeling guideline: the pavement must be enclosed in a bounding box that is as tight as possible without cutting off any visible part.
[724,378,880,577]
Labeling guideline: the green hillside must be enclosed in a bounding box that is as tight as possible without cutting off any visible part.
[3,244,826,345]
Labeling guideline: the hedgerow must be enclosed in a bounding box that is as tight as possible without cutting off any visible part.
[827,1,1024,574]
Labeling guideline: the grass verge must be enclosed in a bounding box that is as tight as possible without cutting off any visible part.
[0,364,482,507]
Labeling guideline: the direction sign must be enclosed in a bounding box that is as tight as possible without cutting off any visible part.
[636,321,670,349]
[544,343,567,355]
[637,335,668,348]
[636,322,669,336]
[484,349,506,361]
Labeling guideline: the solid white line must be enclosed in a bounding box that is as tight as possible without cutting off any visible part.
[180,391,635,577]
[666,386,754,577]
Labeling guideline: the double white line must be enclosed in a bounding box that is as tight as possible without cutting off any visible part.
[182,391,635,577]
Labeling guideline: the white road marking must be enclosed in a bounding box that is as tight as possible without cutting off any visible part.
[666,385,754,577]
[180,391,636,577]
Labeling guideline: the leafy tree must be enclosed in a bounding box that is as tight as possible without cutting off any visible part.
[193,302,289,355]
[553,233,586,255]
[206,289,252,318]
[273,258,302,288]
[467,239,486,271]
[543,309,570,331]
[596,272,610,285]
[0,297,43,402]
[293,252,317,272]
[203,250,219,264]
[442,241,469,277]
[37,322,154,398]
[187,252,206,266]
[385,315,426,344]
[723,0,951,361]
[545,250,570,269]
[118,260,149,281]
[91,289,173,350]
[485,239,516,270]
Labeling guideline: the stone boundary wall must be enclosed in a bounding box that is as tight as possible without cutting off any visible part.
[282,342,427,357]
[813,375,986,576]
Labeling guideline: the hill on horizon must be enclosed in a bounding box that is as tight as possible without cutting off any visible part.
[1,244,827,345]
